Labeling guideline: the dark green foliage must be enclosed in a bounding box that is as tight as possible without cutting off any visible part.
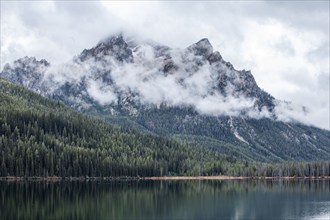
[96,105,330,162]
[245,161,330,178]
[0,78,232,177]
[0,78,328,178]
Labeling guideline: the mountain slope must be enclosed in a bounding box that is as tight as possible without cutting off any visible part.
[0,77,236,177]
[1,34,329,162]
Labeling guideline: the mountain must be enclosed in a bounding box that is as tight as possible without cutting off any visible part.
[1,34,329,162]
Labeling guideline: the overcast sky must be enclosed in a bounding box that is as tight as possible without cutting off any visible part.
[1,1,329,129]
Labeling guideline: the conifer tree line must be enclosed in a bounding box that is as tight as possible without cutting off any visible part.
[0,78,228,177]
[0,78,329,178]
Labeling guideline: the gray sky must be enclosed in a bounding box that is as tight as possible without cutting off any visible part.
[1,1,329,129]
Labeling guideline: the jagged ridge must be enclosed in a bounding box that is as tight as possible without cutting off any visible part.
[1,34,329,162]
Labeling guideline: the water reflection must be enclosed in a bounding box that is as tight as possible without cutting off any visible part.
[0,179,329,220]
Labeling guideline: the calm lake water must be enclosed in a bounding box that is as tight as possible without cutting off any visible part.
[0,179,329,220]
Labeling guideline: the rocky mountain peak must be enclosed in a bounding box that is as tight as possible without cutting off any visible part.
[100,34,126,48]
[3,56,49,73]
[9,56,50,68]
[79,34,133,63]
[0,34,276,114]
[207,51,223,64]
[187,38,213,58]
[1,57,49,90]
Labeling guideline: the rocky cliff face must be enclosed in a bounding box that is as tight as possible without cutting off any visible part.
[1,34,275,112]
[1,56,49,94]
[79,35,134,63]
[1,34,328,162]
[2,34,277,116]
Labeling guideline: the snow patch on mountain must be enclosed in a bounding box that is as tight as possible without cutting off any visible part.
[229,116,249,145]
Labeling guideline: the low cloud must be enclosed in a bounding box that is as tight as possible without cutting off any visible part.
[36,41,326,130]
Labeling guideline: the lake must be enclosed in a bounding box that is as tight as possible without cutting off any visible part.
[0,179,329,219]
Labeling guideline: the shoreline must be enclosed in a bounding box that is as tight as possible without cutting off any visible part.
[0,176,140,182]
[0,176,329,182]
[143,176,330,180]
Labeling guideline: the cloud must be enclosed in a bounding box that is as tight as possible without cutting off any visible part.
[40,43,262,119]
[0,1,123,66]
[86,80,117,105]
[1,1,329,129]
[35,43,282,125]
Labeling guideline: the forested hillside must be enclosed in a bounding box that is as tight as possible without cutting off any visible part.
[0,78,233,177]
[1,77,329,178]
